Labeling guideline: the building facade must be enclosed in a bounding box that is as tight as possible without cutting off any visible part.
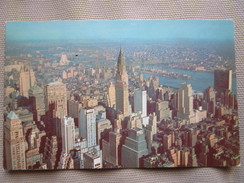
[62,116,75,154]
[115,49,130,117]
[44,81,67,136]
[214,70,232,94]
[29,84,45,121]
[4,111,26,170]
[79,108,97,148]
[177,83,196,123]
[121,128,149,168]
[19,64,36,98]
[134,89,147,117]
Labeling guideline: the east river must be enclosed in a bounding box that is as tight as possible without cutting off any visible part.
[143,66,237,94]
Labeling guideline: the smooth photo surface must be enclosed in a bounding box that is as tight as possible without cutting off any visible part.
[4,20,240,170]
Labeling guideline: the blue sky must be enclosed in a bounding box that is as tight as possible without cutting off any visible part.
[5,20,234,42]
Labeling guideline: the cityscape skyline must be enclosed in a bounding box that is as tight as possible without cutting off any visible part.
[4,20,240,170]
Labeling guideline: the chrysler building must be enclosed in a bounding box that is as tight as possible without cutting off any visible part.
[115,48,130,117]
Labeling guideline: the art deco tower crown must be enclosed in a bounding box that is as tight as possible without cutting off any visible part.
[116,48,128,84]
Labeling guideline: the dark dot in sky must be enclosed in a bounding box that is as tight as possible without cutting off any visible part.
[75,54,78,56]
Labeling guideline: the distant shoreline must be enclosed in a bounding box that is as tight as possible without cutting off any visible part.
[146,64,236,76]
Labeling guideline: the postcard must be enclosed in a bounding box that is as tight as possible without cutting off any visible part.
[4,20,240,170]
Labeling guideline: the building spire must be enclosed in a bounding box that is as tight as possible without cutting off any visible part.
[116,48,128,84]
[118,47,125,68]
[119,46,122,55]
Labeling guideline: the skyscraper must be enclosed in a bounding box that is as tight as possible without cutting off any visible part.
[139,73,144,89]
[44,81,67,136]
[43,136,58,169]
[116,48,128,85]
[29,84,45,121]
[148,76,159,100]
[25,123,46,169]
[177,83,195,123]
[134,89,147,117]
[4,111,26,170]
[145,113,157,151]
[108,131,122,166]
[177,83,206,123]
[156,100,172,121]
[115,48,130,117]
[19,64,36,98]
[121,128,149,168]
[79,108,97,147]
[59,54,69,65]
[45,81,67,114]
[107,82,116,108]
[96,118,112,146]
[203,87,216,115]
[62,116,75,154]
[214,70,232,94]
[83,147,103,169]
[67,100,82,119]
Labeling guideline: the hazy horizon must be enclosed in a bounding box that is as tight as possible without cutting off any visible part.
[6,20,234,42]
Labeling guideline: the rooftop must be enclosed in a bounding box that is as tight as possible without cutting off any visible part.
[7,111,19,120]
[29,84,43,94]
[47,81,63,86]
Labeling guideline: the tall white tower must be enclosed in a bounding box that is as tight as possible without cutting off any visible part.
[62,116,75,153]
[134,89,147,117]
[79,108,97,147]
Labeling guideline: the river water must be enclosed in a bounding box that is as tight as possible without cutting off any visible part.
[74,56,237,94]
[143,66,237,94]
